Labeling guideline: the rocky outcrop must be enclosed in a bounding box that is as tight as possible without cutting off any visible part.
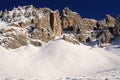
[30,27,54,43]
[50,10,62,36]
[82,18,97,31]
[63,35,79,44]
[97,20,106,29]
[0,34,28,49]
[0,5,119,49]
[78,35,87,44]
[105,14,116,27]
[113,23,120,37]
[61,7,82,30]
[101,29,113,44]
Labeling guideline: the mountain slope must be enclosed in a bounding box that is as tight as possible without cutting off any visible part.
[0,39,119,79]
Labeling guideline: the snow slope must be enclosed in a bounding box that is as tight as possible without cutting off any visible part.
[0,39,120,80]
[106,37,120,55]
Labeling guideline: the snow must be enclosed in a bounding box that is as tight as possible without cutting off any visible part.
[83,18,97,23]
[0,39,119,80]
[106,37,120,55]
[0,5,120,80]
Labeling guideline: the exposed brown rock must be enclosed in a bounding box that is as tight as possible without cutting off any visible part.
[35,13,50,28]
[61,7,82,30]
[82,19,97,31]
[105,14,116,27]
[63,35,79,44]
[97,20,106,29]
[9,23,19,27]
[2,34,28,49]
[101,29,113,44]
[30,40,42,47]
[19,22,26,28]
[50,10,62,36]
[31,27,54,43]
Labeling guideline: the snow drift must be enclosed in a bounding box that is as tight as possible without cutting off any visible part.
[0,39,120,79]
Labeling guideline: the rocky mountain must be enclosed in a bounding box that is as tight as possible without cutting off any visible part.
[0,5,119,49]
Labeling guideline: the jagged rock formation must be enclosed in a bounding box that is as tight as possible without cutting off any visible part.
[50,10,62,36]
[0,5,62,49]
[61,7,82,30]
[0,5,119,49]
[105,14,116,28]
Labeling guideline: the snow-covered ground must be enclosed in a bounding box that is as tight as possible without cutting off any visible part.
[0,37,120,80]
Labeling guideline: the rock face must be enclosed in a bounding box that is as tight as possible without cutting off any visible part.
[30,27,54,43]
[61,7,82,30]
[101,29,113,44]
[82,18,97,31]
[0,34,28,49]
[50,10,62,36]
[0,5,119,49]
[105,14,116,27]
[97,20,106,29]
[61,8,98,44]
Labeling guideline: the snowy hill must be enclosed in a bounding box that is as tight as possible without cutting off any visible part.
[0,39,120,80]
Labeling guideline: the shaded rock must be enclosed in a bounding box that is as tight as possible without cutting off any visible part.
[30,40,42,47]
[113,23,120,37]
[63,35,79,44]
[105,14,116,27]
[50,10,62,36]
[86,36,94,42]
[9,23,19,27]
[19,20,32,28]
[31,27,54,43]
[35,13,50,28]
[113,15,120,37]
[97,20,106,29]
[101,29,113,44]
[82,18,97,31]
[1,34,28,49]
[78,35,87,44]
[19,22,26,28]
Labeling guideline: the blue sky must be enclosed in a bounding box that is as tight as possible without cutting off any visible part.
[1,0,120,20]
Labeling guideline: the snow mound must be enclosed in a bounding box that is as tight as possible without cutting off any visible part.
[0,40,119,79]
[106,36,120,54]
